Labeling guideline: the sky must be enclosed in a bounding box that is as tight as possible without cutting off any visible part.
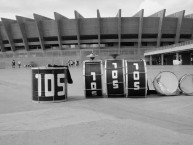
[0,0,193,19]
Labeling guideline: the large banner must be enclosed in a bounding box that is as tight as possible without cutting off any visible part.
[83,60,103,98]
[105,59,125,97]
[125,60,147,97]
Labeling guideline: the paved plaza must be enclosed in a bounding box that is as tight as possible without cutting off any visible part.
[0,67,193,145]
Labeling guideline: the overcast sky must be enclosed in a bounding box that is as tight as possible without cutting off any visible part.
[0,0,193,19]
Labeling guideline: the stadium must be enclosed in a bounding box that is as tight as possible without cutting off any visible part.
[1,9,193,145]
[0,9,193,66]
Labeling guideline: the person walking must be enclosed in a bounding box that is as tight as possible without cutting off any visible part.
[12,60,15,68]
[18,60,21,68]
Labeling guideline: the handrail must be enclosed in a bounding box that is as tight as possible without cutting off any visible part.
[145,40,193,53]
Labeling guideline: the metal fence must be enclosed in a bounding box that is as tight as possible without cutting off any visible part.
[145,40,193,53]
[0,48,140,60]
[0,48,147,68]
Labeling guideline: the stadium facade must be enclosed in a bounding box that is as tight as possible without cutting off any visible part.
[0,9,193,63]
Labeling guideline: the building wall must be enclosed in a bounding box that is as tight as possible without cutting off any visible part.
[41,20,58,37]
[162,18,178,34]
[79,18,98,35]
[11,23,23,39]
[181,19,193,34]
[61,19,77,36]
[101,18,118,34]
[0,25,8,40]
[25,22,39,38]
[143,17,159,34]
[121,17,139,34]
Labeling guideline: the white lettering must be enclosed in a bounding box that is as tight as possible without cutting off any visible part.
[45,74,54,97]
[91,82,97,90]
[133,71,140,80]
[133,63,139,70]
[57,74,65,96]
[113,80,119,89]
[91,72,96,81]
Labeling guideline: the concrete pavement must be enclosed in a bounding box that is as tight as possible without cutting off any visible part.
[0,67,193,145]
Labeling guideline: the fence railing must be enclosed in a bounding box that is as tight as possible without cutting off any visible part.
[145,40,193,53]
[0,48,139,59]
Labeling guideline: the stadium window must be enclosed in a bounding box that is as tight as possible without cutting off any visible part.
[169,42,175,45]
[29,45,40,50]
[43,36,58,41]
[161,42,169,46]
[100,44,105,47]
[15,46,25,50]
[13,39,23,43]
[4,47,11,51]
[62,45,70,49]
[107,43,114,47]
[90,44,99,48]
[27,37,40,42]
[51,44,59,49]
[101,34,118,39]
[141,42,147,46]
[141,42,156,47]
[121,34,138,39]
[142,34,157,38]
[3,40,9,44]
[121,42,135,46]
[147,42,157,46]
[161,34,175,38]
[134,43,138,46]
[45,45,52,49]
[80,44,88,48]
[80,35,98,40]
[180,34,192,39]
[62,36,77,40]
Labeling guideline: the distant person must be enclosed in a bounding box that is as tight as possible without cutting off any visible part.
[190,54,193,65]
[76,60,79,66]
[12,60,15,68]
[18,61,21,68]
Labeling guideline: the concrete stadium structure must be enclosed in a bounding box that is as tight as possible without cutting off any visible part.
[0,9,193,65]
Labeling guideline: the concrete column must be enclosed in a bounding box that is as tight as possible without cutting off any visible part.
[116,9,121,51]
[138,10,143,54]
[148,9,166,47]
[161,54,164,65]
[133,9,144,55]
[149,55,152,65]
[54,12,69,49]
[16,16,33,51]
[167,10,185,44]
[34,14,53,50]
[176,52,179,60]
[74,11,84,49]
[1,18,16,51]
[97,9,101,48]
[0,29,5,52]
